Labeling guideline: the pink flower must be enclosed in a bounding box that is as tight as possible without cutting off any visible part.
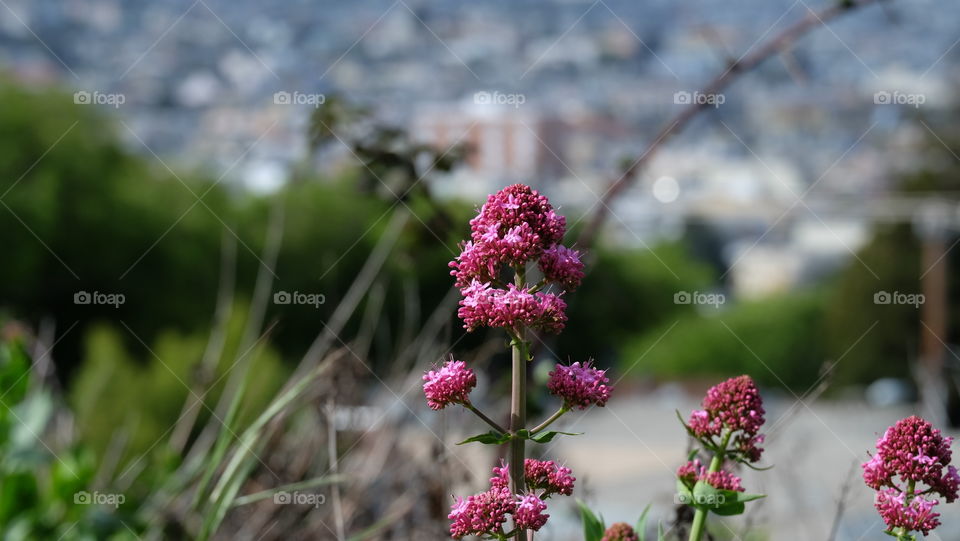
[687,375,765,462]
[457,281,568,334]
[863,417,958,537]
[932,466,960,504]
[448,487,516,538]
[422,358,476,410]
[602,523,640,541]
[547,361,612,409]
[450,185,577,331]
[871,417,954,494]
[490,461,510,489]
[862,453,891,490]
[489,459,576,498]
[874,488,941,536]
[514,493,549,531]
[539,244,584,290]
[524,459,576,497]
[469,184,565,250]
[704,470,744,492]
[676,460,744,492]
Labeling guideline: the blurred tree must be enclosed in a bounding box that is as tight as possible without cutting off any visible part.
[623,291,826,393]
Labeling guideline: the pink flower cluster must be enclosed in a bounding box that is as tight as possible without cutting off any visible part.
[547,361,612,410]
[450,459,572,538]
[449,486,516,538]
[450,184,583,334]
[601,523,640,541]
[458,280,567,334]
[422,358,476,410]
[676,459,744,492]
[874,488,941,537]
[514,493,549,531]
[539,244,585,291]
[525,459,576,496]
[687,375,765,462]
[862,416,959,537]
[490,459,576,497]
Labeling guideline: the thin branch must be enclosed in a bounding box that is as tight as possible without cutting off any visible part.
[464,403,507,434]
[578,0,884,247]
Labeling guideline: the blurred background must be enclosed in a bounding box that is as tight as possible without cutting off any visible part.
[0,0,959,539]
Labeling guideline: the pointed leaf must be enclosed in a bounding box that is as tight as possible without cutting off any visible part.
[529,430,582,443]
[577,499,605,541]
[635,503,652,541]
[456,430,510,446]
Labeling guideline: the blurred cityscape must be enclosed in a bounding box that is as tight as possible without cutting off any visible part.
[2,0,958,300]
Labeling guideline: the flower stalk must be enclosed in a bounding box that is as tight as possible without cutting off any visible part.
[423,184,611,540]
[688,430,731,541]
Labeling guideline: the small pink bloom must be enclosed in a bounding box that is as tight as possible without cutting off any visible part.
[601,523,640,541]
[514,493,549,531]
[524,459,575,496]
[539,244,584,290]
[688,375,765,462]
[547,360,612,409]
[422,358,476,410]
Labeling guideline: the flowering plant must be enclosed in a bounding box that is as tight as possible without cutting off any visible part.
[862,416,958,540]
[675,375,768,541]
[424,184,610,539]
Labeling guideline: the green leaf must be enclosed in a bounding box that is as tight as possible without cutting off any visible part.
[529,430,582,443]
[711,502,745,516]
[726,491,765,504]
[456,430,510,446]
[675,479,694,506]
[686,448,699,461]
[692,481,725,509]
[577,499,605,541]
[635,503,652,541]
[657,521,665,541]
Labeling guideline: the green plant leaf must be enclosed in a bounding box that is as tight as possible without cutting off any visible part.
[576,499,605,541]
[636,503,652,541]
[657,521,665,541]
[529,430,582,443]
[456,430,510,446]
[711,502,745,516]
[675,479,694,506]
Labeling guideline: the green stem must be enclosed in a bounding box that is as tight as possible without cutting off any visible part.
[688,431,731,541]
[509,335,527,540]
[465,403,507,434]
[509,265,528,540]
[531,406,568,434]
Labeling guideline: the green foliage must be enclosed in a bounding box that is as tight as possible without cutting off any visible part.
[456,430,511,446]
[622,291,825,392]
[0,338,140,539]
[822,223,923,385]
[68,302,288,467]
[577,499,605,541]
[560,243,715,362]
